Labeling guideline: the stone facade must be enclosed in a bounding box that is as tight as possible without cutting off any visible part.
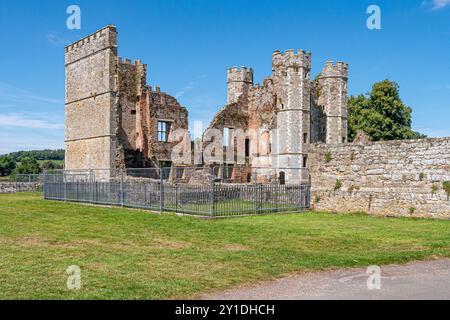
[206,49,348,182]
[65,25,450,218]
[65,25,118,176]
[65,26,188,177]
[308,138,450,218]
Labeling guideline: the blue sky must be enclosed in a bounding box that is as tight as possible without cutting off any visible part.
[0,0,449,154]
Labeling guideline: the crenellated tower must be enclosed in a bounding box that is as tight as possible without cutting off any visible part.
[272,49,311,181]
[317,61,348,144]
[227,66,254,104]
[65,25,118,177]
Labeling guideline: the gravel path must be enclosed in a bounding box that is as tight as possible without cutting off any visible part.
[203,259,450,300]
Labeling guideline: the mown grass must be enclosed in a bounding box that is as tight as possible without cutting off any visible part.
[1,193,450,299]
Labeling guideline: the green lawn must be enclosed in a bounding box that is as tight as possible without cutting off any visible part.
[1,193,450,299]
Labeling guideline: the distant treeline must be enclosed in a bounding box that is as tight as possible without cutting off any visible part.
[6,149,65,162]
[0,149,65,177]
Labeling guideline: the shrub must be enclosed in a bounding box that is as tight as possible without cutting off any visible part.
[325,152,332,163]
[443,181,450,200]
[409,207,416,214]
[419,173,425,181]
[315,195,321,204]
[12,157,41,175]
[431,184,439,195]
[334,179,342,191]
[348,185,360,194]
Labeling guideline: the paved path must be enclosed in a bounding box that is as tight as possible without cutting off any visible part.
[203,259,450,300]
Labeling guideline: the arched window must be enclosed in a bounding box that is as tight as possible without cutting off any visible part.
[279,171,286,185]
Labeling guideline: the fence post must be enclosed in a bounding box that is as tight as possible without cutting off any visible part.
[144,182,147,209]
[175,182,179,213]
[210,173,215,219]
[159,168,164,214]
[253,172,258,215]
[306,175,311,209]
[63,172,67,201]
[120,170,124,207]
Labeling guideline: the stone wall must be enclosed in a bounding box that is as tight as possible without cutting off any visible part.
[0,182,41,193]
[65,25,118,175]
[308,138,450,218]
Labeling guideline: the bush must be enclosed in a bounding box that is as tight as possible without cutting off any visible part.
[315,195,321,204]
[0,155,16,176]
[12,157,41,175]
[334,179,342,191]
[348,185,360,194]
[431,184,440,195]
[443,181,450,200]
[325,152,332,163]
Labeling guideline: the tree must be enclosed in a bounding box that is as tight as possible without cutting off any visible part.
[41,160,56,171]
[12,157,42,175]
[0,156,16,176]
[348,80,425,142]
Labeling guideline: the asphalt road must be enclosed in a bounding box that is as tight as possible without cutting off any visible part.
[203,259,450,300]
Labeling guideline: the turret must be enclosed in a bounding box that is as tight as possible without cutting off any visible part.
[317,61,348,144]
[227,66,253,104]
[272,49,312,182]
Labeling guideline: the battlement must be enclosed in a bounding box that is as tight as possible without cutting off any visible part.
[65,25,118,65]
[320,61,348,78]
[117,57,143,66]
[227,66,254,84]
[272,49,311,69]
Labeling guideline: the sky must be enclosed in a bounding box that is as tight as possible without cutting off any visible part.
[0,0,449,155]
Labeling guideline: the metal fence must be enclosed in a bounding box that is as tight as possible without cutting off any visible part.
[43,167,310,218]
[14,174,44,192]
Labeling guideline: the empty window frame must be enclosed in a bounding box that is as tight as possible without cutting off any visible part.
[158,121,171,142]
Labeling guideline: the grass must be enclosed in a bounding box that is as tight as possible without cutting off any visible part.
[1,193,450,299]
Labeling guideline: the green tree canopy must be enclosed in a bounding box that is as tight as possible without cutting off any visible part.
[12,157,42,175]
[348,80,425,142]
[0,155,16,176]
[6,149,65,162]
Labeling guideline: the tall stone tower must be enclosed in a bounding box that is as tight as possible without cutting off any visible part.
[317,61,348,144]
[65,25,118,176]
[227,66,253,104]
[272,49,311,181]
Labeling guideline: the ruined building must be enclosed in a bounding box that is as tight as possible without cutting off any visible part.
[65,25,348,182]
[65,25,188,178]
[206,50,348,182]
[65,25,450,217]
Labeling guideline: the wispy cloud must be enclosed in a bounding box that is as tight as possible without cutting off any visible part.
[0,82,63,105]
[174,75,208,99]
[46,32,70,46]
[0,114,63,129]
[415,127,450,138]
[422,0,450,10]
[0,134,64,155]
[175,81,198,99]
